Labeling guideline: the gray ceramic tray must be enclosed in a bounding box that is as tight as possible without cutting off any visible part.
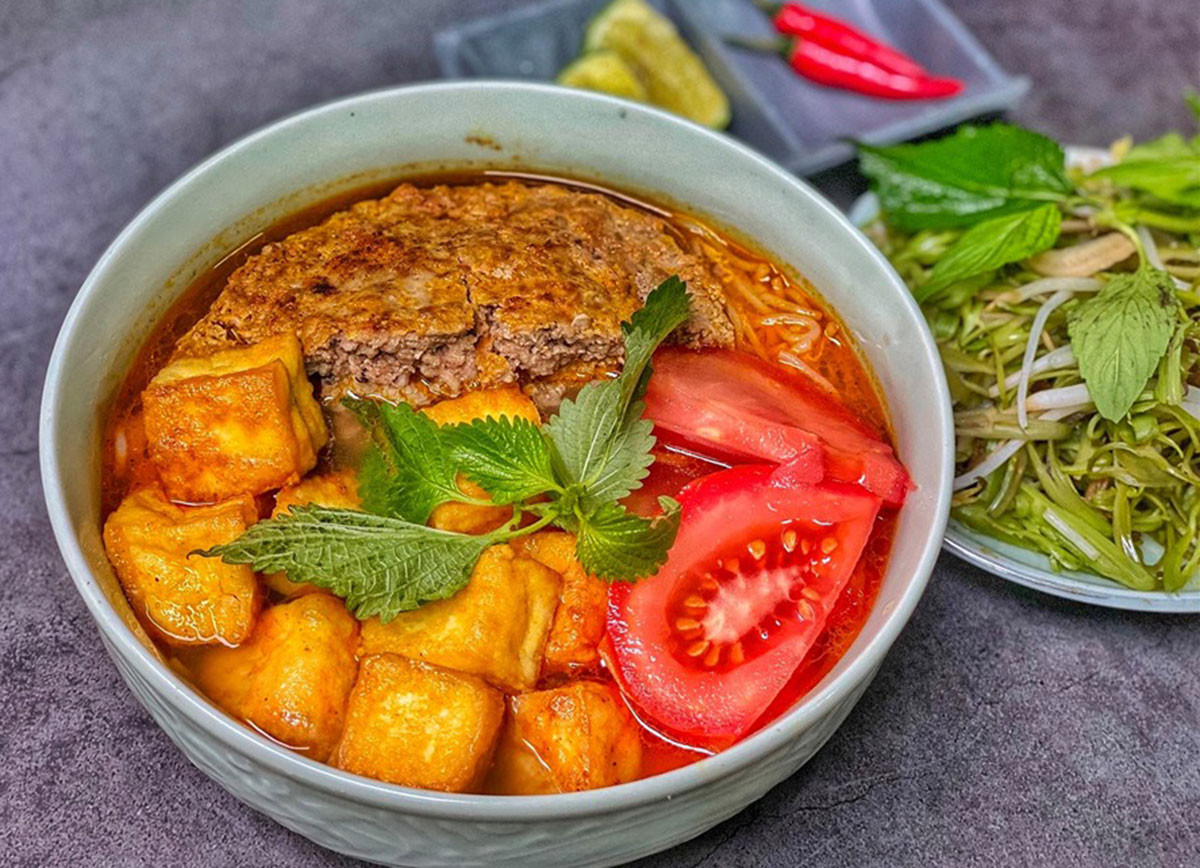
[434,0,1030,175]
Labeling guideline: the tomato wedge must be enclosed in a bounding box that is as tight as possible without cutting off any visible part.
[644,347,912,506]
[607,460,882,749]
[620,445,727,518]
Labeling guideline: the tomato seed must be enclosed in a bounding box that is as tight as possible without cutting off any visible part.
[800,538,812,554]
[748,538,767,561]
[801,586,821,601]
[781,529,797,553]
[821,537,838,554]
[723,557,741,574]
[703,643,722,667]
[675,616,702,635]
[683,594,708,612]
[728,641,745,665]
[686,640,710,658]
[797,599,815,620]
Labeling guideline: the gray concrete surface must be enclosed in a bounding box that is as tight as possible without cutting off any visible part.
[2,1,1199,865]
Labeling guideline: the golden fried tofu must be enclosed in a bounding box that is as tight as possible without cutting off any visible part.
[143,334,328,503]
[184,593,359,761]
[422,388,540,535]
[488,681,642,794]
[426,479,511,536]
[420,387,541,427]
[102,488,261,646]
[332,653,504,791]
[513,532,608,678]
[267,470,361,597]
[359,545,560,692]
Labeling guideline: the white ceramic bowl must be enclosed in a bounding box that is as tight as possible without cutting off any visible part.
[40,82,953,867]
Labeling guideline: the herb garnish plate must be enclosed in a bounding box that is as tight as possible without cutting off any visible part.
[851,147,1200,613]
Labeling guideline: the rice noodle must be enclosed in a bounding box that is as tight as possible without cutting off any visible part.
[719,268,771,313]
[760,311,823,325]
[776,349,837,394]
[1017,289,1075,429]
[702,230,840,378]
[764,315,821,353]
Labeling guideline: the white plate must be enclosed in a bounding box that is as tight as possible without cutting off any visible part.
[850,145,1200,613]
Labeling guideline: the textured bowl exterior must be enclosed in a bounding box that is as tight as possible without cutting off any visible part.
[108,625,874,867]
[41,83,953,866]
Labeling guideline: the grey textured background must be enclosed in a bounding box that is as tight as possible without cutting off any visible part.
[3,1,1199,866]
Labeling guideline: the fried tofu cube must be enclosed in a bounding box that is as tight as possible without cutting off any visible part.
[488,681,642,794]
[332,653,504,791]
[420,387,541,427]
[143,334,328,502]
[184,593,359,761]
[267,470,361,597]
[422,388,541,535]
[426,479,511,536]
[102,488,261,646]
[359,545,560,692]
[513,532,608,678]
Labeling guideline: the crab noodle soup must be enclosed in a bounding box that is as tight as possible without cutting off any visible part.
[100,173,907,794]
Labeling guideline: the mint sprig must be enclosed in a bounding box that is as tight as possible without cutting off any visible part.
[1068,266,1181,421]
[202,277,693,621]
[918,204,1063,301]
[858,123,1073,231]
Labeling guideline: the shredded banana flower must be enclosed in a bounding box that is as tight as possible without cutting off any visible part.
[875,222,1200,592]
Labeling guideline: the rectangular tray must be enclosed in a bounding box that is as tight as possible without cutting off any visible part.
[434,0,1029,176]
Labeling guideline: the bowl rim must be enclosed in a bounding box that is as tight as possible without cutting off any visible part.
[40,80,953,820]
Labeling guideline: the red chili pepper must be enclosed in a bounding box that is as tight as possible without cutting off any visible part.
[729,35,963,101]
[754,1,929,79]
[783,38,962,100]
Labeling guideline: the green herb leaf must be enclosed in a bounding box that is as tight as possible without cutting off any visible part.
[858,123,1073,231]
[546,277,691,508]
[202,505,495,621]
[618,275,694,404]
[442,416,559,505]
[346,399,467,523]
[1089,138,1200,209]
[1068,268,1180,421]
[918,204,1062,301]
[575,497,682,581]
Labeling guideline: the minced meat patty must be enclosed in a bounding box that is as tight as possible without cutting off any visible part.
[175,181,734,406]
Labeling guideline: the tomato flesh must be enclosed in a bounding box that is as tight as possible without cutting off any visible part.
[620,444,726,518]
[607,461,882,748]
[644,347,912,506]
